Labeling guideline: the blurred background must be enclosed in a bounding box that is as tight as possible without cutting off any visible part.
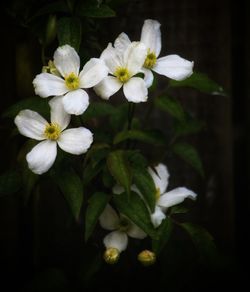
[0,0,249,291]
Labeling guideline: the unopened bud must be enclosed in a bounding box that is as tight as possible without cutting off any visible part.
[103,248,120,264]
[137,250,156,266]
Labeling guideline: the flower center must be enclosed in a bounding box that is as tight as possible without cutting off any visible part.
[44,123,61,140]
[104,248,120,264]
[144,51,157,69]
[42,60,60,77]
[65,72,80,90]
[118,217,130,232]
[114,67,130,83]
[155,187,161,201]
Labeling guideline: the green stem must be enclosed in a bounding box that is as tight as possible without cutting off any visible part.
[126,103,135,149]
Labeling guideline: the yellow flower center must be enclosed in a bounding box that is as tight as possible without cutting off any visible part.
[44,123,61,140]
[104,248,120,264]
[114,67,130,83]
[144,51,157,69]
[137,250,156,266]
[65,72,80,90]
[155,187,161,201]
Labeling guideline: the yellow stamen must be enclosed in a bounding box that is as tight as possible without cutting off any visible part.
[65,72,80,90]
[42,60,60,76]
[104,248,120,264]
[44,123,61,140]
[137,250,156,266]
[144,50,157,69]
[155,187,161,201]
[114,67,130,83]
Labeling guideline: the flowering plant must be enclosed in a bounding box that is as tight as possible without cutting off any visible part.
[1,0,225,285]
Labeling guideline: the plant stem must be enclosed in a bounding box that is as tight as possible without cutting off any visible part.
[126,103,135,149]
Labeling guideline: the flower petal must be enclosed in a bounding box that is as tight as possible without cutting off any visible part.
[14,110,47,140]
[158,187,197,208]
[140,19,162,57]
[148,163,169,195]
[33,73,68,98]
[100,43,122,74]
[99,204,119,231]
[103,231,128,252]
[49,96,70,130]
[123,77,148,103]
[114,32,131,56]
[53,44,80,77]
[141,68,154,88]
[94,76,122,100]
[26,140,57,175]
[127,222,147,239]
[153,55,194,81]
[79,58,108,88]
[58,127,93,155]
[150,206,166,228]
[124,42,147,76]
[62,89,89,115]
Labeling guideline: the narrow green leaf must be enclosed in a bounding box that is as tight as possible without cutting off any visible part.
[0,170,22,196]
[114,129,166,146]
[83,160,105,186]
[169,72,226,96]
[78,4,116,18]
[107,150,131,197]
[170,205,189,214]
[85,192,110,241]
[174,118,205,137]
[155,95,186,121]
[152,218,173,254]
[82,102,116,121]
[51,167,83,219]
[172,142,204,177]
[113,192,157,238]
[57,17,81,51]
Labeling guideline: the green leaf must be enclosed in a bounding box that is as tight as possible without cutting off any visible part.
[170,205,189,214]
[172,142,204,177]
[155,95,186,121]
[133,166,156,212]
[57,17,82,51]
[152,218,173,254]
[51,167,83,219]
[2,98,50,119]
[82,102,116,121]
[85,192,110,241]
[85,143,110,167]
[0,170,22,196]
[78,4,116,18]
[169,72,226,96]
[174,118,205,137]
[107,150,132,197]
[83,161,104,186]
[113,192,156,238]
[109,103,128,132]
[114,129,166,146]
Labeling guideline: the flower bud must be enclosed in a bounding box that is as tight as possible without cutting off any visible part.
[137,250,156,266]
[103,248,120,264]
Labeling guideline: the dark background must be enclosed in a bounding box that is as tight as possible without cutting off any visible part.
[0,0,249,291]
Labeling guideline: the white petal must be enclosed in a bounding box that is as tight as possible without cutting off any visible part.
[57,127,93,155]
[14,110,47,140]
[94,76,122,100]
[124,42,147,76]
[26,140,57,175]
[100,43,123,74]
[123,77,148,103]
[79,58,108,88]
[99,204,119,231]
[127,222,147,239]
[62,89,89,115]
[158,187,197,208]
[150,206,166,228]
[112,185,125,195]
[49,96,70,130]
[114,32,131,56]
[140,19,162,57]
[103,231,128,252]
[153,55,194,81]
[141,68,154,88]
[148,163,169,195]
[53,45,80,77]
[33,73,68,98]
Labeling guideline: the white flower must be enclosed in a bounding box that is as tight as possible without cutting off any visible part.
[149,163,197,228]
[33,45,108,115]
[99,204,147,253]
[14,97,93,174]
[94,39,148,103]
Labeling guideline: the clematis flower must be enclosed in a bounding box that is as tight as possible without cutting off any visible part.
[99,204,147,257]
[14,97,93,175]
[33,45,108,115]
[94,40,148,103]
[149,163,197,227]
